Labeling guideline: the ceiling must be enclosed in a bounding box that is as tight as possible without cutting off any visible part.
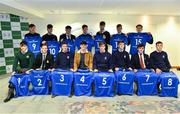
[0,0,180,18]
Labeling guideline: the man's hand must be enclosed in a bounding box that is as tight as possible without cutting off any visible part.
[51,68,55,71]
[73,69,77,72]
[11,72,15,76]
[94,69,98,72]
[151,69,155,72]
[156,68,162,74]
[147,32,152,35]
[128,67,133,71]
[134,69,138,72]
[115,67,119,71]
[25,69,32,74]
[109,69,113,72]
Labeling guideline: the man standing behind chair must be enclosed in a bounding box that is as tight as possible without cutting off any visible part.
[75,25,94,52]
[42,24,57,43]
[130,44,152,72]
[59,26,76,53]
[33,43,54,70]
[96,21,111,51]
[25,24,41,38]
[127,24,153,55]
[150,41,171,73]
[59,25,76,43]
[24,24,42,57]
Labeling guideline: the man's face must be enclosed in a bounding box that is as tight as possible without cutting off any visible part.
[41,45,48,54]
[65,28,71,34]
[117,26,122,33]
[99,44,105,52]
[100,25,105,31]
[61,44,68,52]
[80,44,87,50]
[83,27,88,34]
[20,45,27,52]
[118,42,125,49]
[136,26,143,32]
[47,28,53,33]
[156,43,163,51]
[138,47,144,54]
[29,26,36,33]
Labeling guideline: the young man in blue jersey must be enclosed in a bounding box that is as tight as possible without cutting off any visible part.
[75,25,94,52]
[93,42,113,72]
[59,25,76,43]
[54,42,74,71]
[24,24,42,57]
[33,43,54,70]
[96,21,111,52]
[130,44,152,72]
[150,41,171,73]
[25,24,41,38]
[113,41,130,71]
[42,24,57,43]
[110,24,128,53]
[127,24,153,55]
[4,41,35,103]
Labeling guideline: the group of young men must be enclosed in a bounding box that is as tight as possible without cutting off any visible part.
[4,21,171,102]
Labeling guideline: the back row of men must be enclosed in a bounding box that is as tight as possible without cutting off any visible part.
[24,21,153,55]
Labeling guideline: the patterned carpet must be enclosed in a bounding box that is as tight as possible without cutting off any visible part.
[0,71,180,114]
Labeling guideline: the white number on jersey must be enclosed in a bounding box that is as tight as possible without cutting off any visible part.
[145,74,150,82]
[37,79,42,86]
[49,48,56,55]
[122,74,126,81]
[32,43,36,50]
[60,75,64,82]
[102,77,107,85]
[80,76,85,83]
[168,78,172,86]
[18,78,21,86]
[135,39,142,45]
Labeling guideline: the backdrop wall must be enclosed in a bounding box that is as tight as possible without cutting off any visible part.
[0,13,29,74]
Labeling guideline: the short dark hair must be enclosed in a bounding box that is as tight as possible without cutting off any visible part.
[47,24,53,29]
[137,44,145,48]
[136,24,143,28]
[156,41,163,45]
[29,24,35,28]
[118,40,124,45]
[117,24,122,28]
[65,25,72,29]
[99,42,106,47]
[80,41,87,45]
[41,43,48,47]
[20,41,27,46]
[100,21,105,26]
[82,24,88,29]
[61,41,68,46]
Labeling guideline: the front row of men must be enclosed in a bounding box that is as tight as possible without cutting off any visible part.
[4,40,171,102]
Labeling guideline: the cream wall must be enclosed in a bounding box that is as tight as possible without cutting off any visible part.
[29,14,180,66]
